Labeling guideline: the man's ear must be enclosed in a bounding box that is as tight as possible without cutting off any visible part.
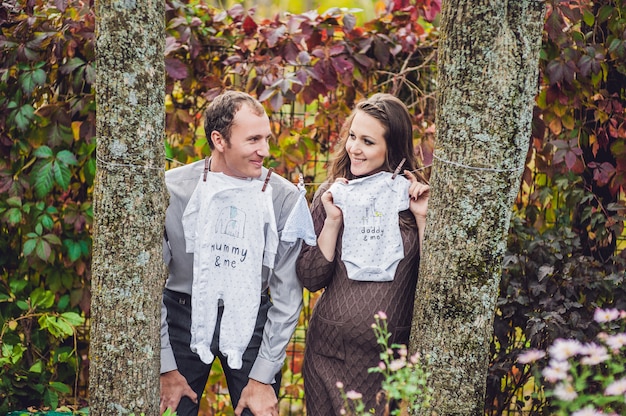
[211,130,225,152]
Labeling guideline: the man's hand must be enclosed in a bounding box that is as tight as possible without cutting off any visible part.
[160,370,198,415]
[234,378,278,416]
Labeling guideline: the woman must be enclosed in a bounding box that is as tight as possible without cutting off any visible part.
[296,93,429,415]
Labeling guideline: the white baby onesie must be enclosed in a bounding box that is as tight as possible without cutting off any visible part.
[281,176,317,247]
[329,171,410,282]
[182,171,278,369]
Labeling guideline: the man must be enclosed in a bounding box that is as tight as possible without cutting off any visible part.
[160,91,310,416]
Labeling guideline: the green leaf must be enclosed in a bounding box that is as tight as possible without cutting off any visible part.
[49,381,72,394]
[29,360,43,373]
[9,278,28,294]
[597,5,614,23]
[6,196,23,207]
[608,38,622,53]
[43,388,59,411]
[23,238,37,256]
[60,311,85,326]
[32,68,47,85]
[33,145,54,158]
[33,160,54,197]
[31,287,55,308]
[54,318,74,337]
[20,71,36,95]
[56,149,78,165]
[43,233,61,245]
[16,300,29,310]
[57,294,70,310]
[35,239,51,261]
[59,57,85,74]
[6,208,22,225]
[53,160,72,190]
[40,214,54,229]
[14,104,35,132]
[582,10,594,27]
[64,239,82,262]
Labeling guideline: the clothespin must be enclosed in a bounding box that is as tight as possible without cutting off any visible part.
[391,158,406,179]
[202,156,210,182]
[298,173,305,191]
[262,168,273,192]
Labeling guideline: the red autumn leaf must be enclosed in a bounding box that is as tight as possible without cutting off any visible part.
[243,15,257,36]
[165,58,188,80]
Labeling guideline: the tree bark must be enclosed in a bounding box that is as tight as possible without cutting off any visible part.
[409,1,545,414]
[90,0,166,414]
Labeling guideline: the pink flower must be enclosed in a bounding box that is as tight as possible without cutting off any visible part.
[336,381,344,389]
[604,377,626,396]
[542,359,570,382]
[571,407,606,416]
[603,333,626,352]
[389,359,406,371]
[548,338,583,361]
[593,308,621,323]
[580,343,610,365]
[345,390,362,400]
[375,311,387,320]
[517,349,546,364]
[553,381,577,401]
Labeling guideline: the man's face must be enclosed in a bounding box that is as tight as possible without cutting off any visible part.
[219,104,271,179]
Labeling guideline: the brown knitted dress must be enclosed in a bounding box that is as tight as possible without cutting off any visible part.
[296,183,421,415]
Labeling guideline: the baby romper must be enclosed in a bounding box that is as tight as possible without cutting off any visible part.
[329,171,410,281]
[181,171,278,369]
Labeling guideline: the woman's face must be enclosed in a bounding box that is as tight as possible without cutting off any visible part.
[345,110,388,177]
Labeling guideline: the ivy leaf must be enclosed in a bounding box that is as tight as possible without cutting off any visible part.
[53,161,72,190]
[23,238,37,256]
[56,149,77,165]
[20,71,37,95]
[34,145,54,158]
[43,233,61,246]
[243,15,258,36]
[35,239,51,261]
[14,104,36,132]
[64,239,82,262]
[59,57,85,75]
[33,160,55,198]
[6,196,22,207]
[5,208,22,225]
[165,58,188,80]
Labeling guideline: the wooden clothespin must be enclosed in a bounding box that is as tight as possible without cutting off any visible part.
[391,158,406,179]
[262,168,273,192]
[202,156,210,182]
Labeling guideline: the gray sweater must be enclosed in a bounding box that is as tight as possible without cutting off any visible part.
[160,159,303,384]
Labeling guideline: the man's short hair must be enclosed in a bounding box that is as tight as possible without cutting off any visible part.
[204,91,266,149]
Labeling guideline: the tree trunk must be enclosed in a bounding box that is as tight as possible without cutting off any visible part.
[409,1,545,415]
[90,0,166,414]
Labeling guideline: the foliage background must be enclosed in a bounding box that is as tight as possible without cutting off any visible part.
[0,0,625,414]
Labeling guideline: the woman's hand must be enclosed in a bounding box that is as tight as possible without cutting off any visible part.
[405,170,430,220]
[321,178,347,224]
[317,178,347,261]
